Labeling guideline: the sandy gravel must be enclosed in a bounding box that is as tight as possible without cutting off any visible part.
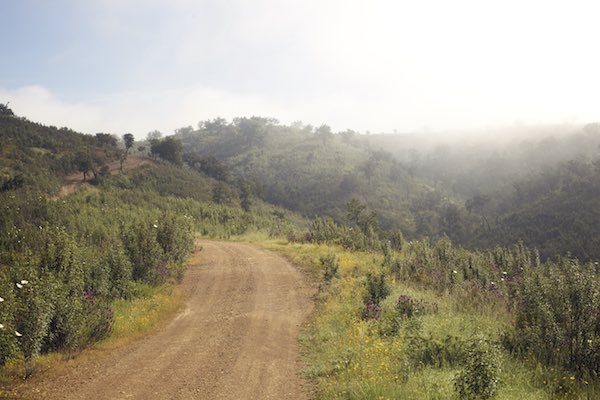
[10,241,314,399]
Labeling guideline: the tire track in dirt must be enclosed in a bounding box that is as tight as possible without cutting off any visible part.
[12,241,314,400]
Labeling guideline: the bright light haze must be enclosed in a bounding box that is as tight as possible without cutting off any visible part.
[1,0,599,137]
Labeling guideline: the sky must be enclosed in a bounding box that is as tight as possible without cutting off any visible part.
[1,0,599,137]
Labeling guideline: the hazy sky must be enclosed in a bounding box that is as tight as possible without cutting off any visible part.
[1,0,599,137]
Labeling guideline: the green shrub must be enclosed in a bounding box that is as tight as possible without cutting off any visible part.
[364,271,390,306]
[11,264,55,377]
[320,254,339,283]
[408,332,466,368]
[505,259,600,376]
[454,337,501,399]
[121,221,164,284]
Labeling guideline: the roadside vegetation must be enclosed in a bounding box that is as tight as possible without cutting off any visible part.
[0,108,302,379]
[256,201,600,399]
[3,106,600,399]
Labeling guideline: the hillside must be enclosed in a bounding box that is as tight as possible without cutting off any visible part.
[0,107,303,379]
[176,117,461,238]
[3,108,600,399]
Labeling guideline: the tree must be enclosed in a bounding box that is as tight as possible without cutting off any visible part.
[233,117,275,148]
[95,133,117,148]
[121,133,135,171]
[239,180,252,212]
[146,130,163,142]
[465,194,491,230]
[0,103,14,117]
[123,133,134,154]
[316,124,333,144]
[174,126,193,135]
[150,137,183,165]
[75,152,93,181]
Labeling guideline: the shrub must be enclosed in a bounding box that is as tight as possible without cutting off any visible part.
[408,333,466,368]
[0,272,17,366]
[121,221,164,284]
[505,259,600,376]
[320,254,339,283]
[363,271,389,306]
[454,337,501,400]
[82,291,114,343]
[104,241,133,299]
[362,303,382,321]
[12,270,54,377]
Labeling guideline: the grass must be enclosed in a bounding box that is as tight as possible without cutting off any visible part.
[249,237,600,400]
[98,283,184,349]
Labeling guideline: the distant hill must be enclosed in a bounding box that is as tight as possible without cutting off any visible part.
[464,157,600,261]
[176,117,460,238]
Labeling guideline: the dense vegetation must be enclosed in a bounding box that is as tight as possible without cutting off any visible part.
[175,117,454,237]
[266,204,600,399]
[0,108,301,376]
[176,118,600,261]
[3,105,600,397]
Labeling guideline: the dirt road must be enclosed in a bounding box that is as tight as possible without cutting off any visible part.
[13,241,314,399]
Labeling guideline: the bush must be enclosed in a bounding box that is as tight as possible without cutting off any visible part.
[505,259,600,376]
[363,271,389,306]
[454,337,501,399]
[0,272,17,366]
[121,221,164,284]
[408,333,466,368]
[12,268,54,377]
[82,291,114,343]
[320,254,339,283]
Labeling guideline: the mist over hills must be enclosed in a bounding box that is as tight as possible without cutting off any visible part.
[175,116,600,260]
[3,103,600,260]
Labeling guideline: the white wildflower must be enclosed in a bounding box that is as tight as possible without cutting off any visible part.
[0,297,4,302]
[20,280,28,285]
[502,271,507,275]
[15,331,22,337]
[0,324,3,329]
[16,283,23,289]
[452,270,457,274]
[153,224,158,228]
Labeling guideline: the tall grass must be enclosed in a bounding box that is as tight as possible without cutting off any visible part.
[263,238,600,399]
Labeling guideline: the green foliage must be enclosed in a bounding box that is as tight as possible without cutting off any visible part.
[176,117,449,239]
[320,254,339,283]
[9,257,55,377]
[364,271,389,306]
[408,333,466,368]
[505,259,600,376]
[150,136,183,165]
[454,337,501,400]
[121,220,166,285]
[103,240,134,299]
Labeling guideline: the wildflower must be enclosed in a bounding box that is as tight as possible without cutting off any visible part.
[16,283,23,289]
[15,331,22,337]
[0,297,4,302]
[153,224,158,228]
[502,271,507,275]
[0,324,3,329]
[20,280,28,285]
[452,270,457,274]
